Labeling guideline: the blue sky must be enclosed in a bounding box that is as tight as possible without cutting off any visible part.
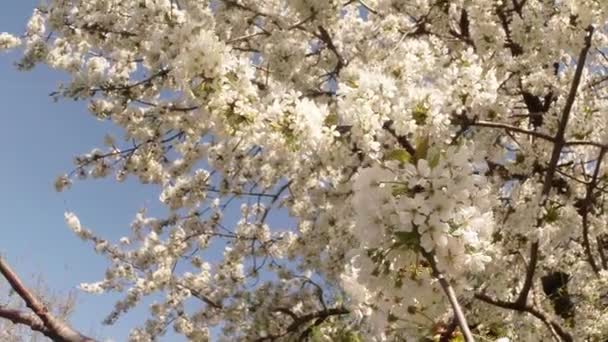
[0,2,165,340]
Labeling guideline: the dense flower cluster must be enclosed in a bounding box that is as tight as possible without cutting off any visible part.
[4,0,608,341]
[344,144,495,338]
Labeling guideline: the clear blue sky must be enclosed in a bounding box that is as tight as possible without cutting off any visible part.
[0,2,167,340]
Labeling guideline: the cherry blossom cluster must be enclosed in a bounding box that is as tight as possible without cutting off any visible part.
[3,0,608,341]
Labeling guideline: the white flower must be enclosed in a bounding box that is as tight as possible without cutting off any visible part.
[341,260,370,304]
[26,10,45,36]
[79,282,104,294]
[7,1,607,340]
[87,57,109,79]
[351,166,395,246]
[64,212,82,233]
[417,159,431,178]
[293,98,327,147]
[0,33,21,50]
[54,174,71,192]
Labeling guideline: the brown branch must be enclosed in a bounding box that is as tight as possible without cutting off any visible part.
[465,119,556,142]
[185,286,223,310]
[421,250,474,342]
[515,241,539,307]
[564,140,608,149]
[0,257,97,342]
[598,235,608,269]
[0,307,51,336]
[87,68,170,96]
[69,130,184,176]
[255,307,349,341]
[496,2,524,56]
[316,25,346,77]
[448,9,476,49]
[452,116,608,151]
[471,26,593,342]
[355,0,378,15]
[516,25,594,308]
[580,147,606,274]
[335,121,417,156]
[273,307,299,321]
[438,315,458,342]
[382,120,417,156]
[475,293,573,342]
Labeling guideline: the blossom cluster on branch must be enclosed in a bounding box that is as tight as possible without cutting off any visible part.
[3,0,608,341]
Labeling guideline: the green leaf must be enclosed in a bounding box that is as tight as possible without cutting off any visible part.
[391,184,409,197]
[395,276,404,288]
[394,231,420,249]
[414,135,430,161]
[487,322,508,337]
[450,222,463,235]
[324,112,339,127]
[310,325,324,341]
[385,149,412,164]
[573,131,586,139]
[193,81,216,96]
[270,121,298,150]
[382,260,391,275]
[459,92,469,105]
[412,102,429,125]
[450,333,465,342]
[544,206,560,223]
[344,332,363,342]
[427,146,441,168]
[487,109,498,119]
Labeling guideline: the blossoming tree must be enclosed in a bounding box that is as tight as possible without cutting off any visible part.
[2,0,608,341]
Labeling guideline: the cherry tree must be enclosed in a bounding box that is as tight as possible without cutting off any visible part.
[2,0,608,341]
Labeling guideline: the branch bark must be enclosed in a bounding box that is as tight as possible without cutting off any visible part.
[255,306,349,341]
[475,293,573,342]
[0,256,97,342]
[580,147,606,275]
[0,306,50,336]
[421,250,474,342]
[516,25,594,308]
[467,26,594,342]
[460,118,556,142]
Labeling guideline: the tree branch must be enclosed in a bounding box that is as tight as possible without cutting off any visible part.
[516,25,594,307]
[475,293,573,342]
[255,306,349,341]
[421,250,474,342]
[464,119,555,142]
[382,120,417,156]
[0,307,50,336]
[579,147,606,275]
[0,257,97,342]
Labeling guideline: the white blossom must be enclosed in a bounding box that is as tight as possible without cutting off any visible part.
[5,1,608,340]
[0,33,20,50]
